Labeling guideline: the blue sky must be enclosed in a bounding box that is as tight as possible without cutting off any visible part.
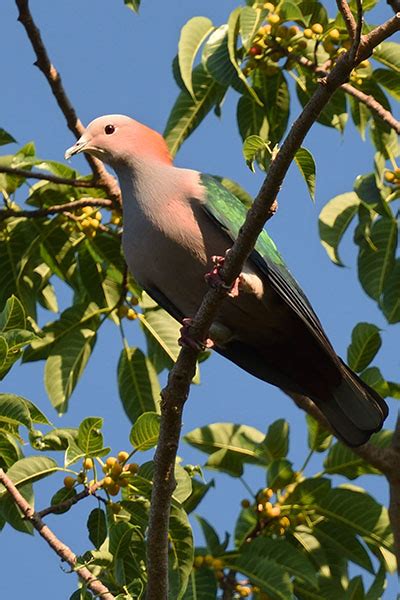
[2,0,399,598]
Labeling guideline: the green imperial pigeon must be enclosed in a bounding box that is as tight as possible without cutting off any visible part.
[65,115,388,447]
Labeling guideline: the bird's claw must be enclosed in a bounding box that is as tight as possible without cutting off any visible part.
[178,318,214,351]
[204,255,240,298]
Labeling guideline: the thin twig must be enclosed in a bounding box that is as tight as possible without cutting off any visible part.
[0,197,113,222]
[146,15,400,599]
[387,0,400,13]
[0,165,105,189]
[342,83,400,134]
[0,469,115,599]
[36,482,103,518]
[349,0,363,63]
[15,0,121,206]
[336,0,357,39]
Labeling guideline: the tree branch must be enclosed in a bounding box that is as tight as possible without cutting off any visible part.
[387,0,400,14]
[15,0,121,206]
[146,14,400,599]
[0,197,113,222]
[342,83,400,134]
[0,469,115,599]
[36,482,103,518]
[336,0,357,39]
[0,165,106,188]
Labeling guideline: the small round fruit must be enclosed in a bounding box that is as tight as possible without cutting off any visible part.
[385,171,395,182]
[77,471,86,483]
[83,457,93,470]
[241,499,251,509]
[95,211,102,222]
[270,505,281,517]
[102,464,109,474]
[81,218,91,229]
[117,451,130,463]
[212,558,224,570]
[118,477,129,488]
[249,45,262,56]
[303,28,313,39]
[126,308,137,320]
[193,555,204,568]
[262,487,273,499]
[394,167,400,178]
[82,206,93,216]
[267,13,280,25]
[329,28,340,41]
[358,59,370,69]
[215,570,225,580]
[108,482,120,496]
[103,476,114,488]
[239,587,251,598]
[63,476,75,489]
[279,516,290,528]
[288,25,299,37]
[111,463,123,479]
[106,456,118,468]
[127,462,140,475]
[204,554,214,566]
[311,23,323,35]
[296,39,307,49]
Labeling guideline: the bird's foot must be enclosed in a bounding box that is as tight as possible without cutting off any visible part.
[204,255,240,298]
[178,318,214,351]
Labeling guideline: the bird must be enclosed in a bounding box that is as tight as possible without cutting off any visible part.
[65,114,388,447]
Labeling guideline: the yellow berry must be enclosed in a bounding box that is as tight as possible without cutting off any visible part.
[278,526,286,535]
[385,171,395,182]
[303,28,313,39]
[111,463,123,479]
[63,476,76,489]
[111,211,122,226]
[204,555,214,566]
[329,28,340,41]
[394,167,400,178]
[263,2,275,10]
[241,499,251,509]
[82,206,93,215]
[262,487,274,499]
[103,476,114,488]
[126,308,137,320]
[126,462,140,475]
[83,457,93,470]
[90,218,100,230]
[257,503,264,512]
[212,558,224,570]
[239,587,251,597]
[279,516,290,528]
[358,59,370,69]
[102,464,109,474]
[193,555,204,569]
[270,505,281,517]
[106,457,118,468]
[118,451,129,463]
[95,211,102,221]
[311,23,323,35]
[81,218,91,229]
[267,13,280,25]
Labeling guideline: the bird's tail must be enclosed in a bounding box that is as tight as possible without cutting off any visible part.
[314,360,388,447]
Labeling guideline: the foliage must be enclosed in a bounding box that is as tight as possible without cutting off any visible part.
[1,0,400,598]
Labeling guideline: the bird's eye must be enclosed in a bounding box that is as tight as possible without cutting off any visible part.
[104,124,115,135]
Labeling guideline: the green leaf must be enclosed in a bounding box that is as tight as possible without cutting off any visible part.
[0,484,34,534]
[267,458,295,491]
[297,80,347,132]
[202,24,238,87]
[0,432,22,470]
[196,516,222,555]
[234,506,257,547]
[294,147,316,201]
[347,322,382,373]
[77,417,104,456]
[164,64,226,157]
[109,521,137,559]
[0,456,58,494]
[257,419,289,462]
[44,326,97,414]
[365,564,387,599]
[360,366,390,397]
[381,258,400,323]
[77,242,108,308]
[87,508,107,549]
[236,95,269,143]
[313,520,374,573]
[124,0,140,12]
[169,505,194,600]
[50,486,77,514]
[253,70,289,145]
[129,412,160,451]
[324,431,391,479]
[318,192,360,265]
[306,415,332,452]
[0,129,16,146]
[178,17,214,100]
[374,68,400,101]
[0,296,26,332]
[0,394,32,429]
[240,6,264,50]
[373,41,400,74]
[357,217,397,302]
[137,461,192,504]
[349,94,371,140]
[39,428,78,451]
[118,347,161,424]
[242,135,269,171]
[140,306,180,372]
[182,568,217,600]
[183,478,215,514]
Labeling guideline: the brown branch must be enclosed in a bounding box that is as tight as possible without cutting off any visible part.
[387,0,400,13]
[342,83,400,134]
[0,469,114,599]
[336,0,357,39]
[36,482,103,518]
[0,165,105,189]
[0,197,113,222]
[349,0,363,63]
[15,0,121,206]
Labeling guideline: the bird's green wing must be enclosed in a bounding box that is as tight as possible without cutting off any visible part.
[199,174,331,349]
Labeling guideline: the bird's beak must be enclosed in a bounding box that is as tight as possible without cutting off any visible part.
[64,135,90,160]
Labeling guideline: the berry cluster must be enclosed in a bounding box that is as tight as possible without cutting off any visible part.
[78,205,102,238]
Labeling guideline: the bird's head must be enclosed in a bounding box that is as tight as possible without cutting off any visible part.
[65,114,172,168]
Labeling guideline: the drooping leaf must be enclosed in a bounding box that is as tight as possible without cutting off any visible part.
[0,129,16,146]
[77,417,104,457]
[381,258,400,323]
[347,322,382,373]
[240,6,264,50]
[0,394,32,430]
[256,419,289,462]
[323,431,391,479]
[196,516,223,555]
[236,95,269,144]
[318,193,360,265]
[50,486,77,514]
[0,456,58,494]
[313,520,374,573]
[253,70,290,145]
[360,366,390,398]
[373,68,400,101]
[183,478,215,514]
[87,507,107,549]
[202,25,238,87]
[0,483,34,534]
[178,17,214,100]
[294,147,316,201]
[306,414,332,452]
[242,135,270,171]
[129,412,161,451]
[373,41,400,74]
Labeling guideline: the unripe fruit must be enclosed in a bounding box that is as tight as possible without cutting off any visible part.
[277,25,288,38]
[117,305,129,319]
[102,464,109,474]
[311,23,323,35]
[81,218,91,229]
[104,476,114,488]
[241,499,251,509]
[323,40,335,53]
[297,40,307,49]
[329,28,340,41]
[111,211,122,226]
[267,13,280,25]
[279,516,290,528]
[83,458,93,470]
[77,471,86,484]
[90,218,100,230]
[204,555,213,566]
[106,457,118,468]
[358,59,370,69]
[385,171,395,182]
[215,570,225,580]
[108,482,120,496]
[126,308,137,320]
[212,558,224,570]
[394,167,400,178]
[111,463,123,480]
[63,476,75,489]
[118,451,130,463]
[278,526,286,535]
[303,28,313,39]
[127,462,140,475]
[193,555,204,569]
